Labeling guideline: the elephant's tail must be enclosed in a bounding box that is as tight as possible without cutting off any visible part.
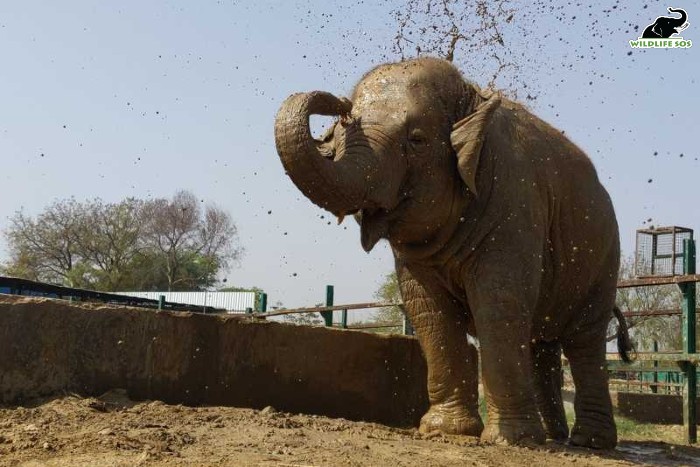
[613,306,635,363]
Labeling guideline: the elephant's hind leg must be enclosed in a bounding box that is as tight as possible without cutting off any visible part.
[396,262,483,437]
[562,316,617,449]
[532,340,568,441]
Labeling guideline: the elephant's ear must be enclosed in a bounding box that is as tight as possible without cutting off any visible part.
[450,91,501,196]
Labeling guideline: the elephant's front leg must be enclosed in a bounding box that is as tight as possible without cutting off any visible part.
[397,263,482,437]
[468,273,545,445]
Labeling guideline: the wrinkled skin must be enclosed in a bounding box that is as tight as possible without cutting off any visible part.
[274,58,620,449]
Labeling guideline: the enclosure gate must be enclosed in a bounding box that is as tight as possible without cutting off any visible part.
[616,235,699,443]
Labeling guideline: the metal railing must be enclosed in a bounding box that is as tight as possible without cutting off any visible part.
[611,238,698,443]
[253,286,411,335]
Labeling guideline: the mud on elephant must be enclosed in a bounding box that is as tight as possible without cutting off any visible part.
[274,58,632,448]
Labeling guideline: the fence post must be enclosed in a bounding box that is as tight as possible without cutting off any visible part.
[340,309,347,329]
[259,293,268,313]
[322,285,333,327]
[402,306,415,336]
[158,295,165,311]
[681,238,697,444]
[652,340,659,394]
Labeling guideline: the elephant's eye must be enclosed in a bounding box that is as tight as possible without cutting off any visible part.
[408,128,427,145]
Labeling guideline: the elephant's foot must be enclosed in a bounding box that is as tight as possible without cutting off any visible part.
[480,418,546,446]
[569,423,617,449]
[542,415,569,442]
[419,404,483,437]
[545,424,569,442]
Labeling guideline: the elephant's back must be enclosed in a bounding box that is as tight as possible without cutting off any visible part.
[502,103,620,338]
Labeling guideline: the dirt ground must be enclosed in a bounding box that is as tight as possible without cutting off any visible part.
[2,392,700,467]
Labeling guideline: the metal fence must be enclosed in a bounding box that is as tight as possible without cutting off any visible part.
[612,237,698,443]
[0,276,225,313]
[255,285,412,335]
[116,291,256,313]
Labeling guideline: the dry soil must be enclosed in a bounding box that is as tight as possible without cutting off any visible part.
[2,391,700,466]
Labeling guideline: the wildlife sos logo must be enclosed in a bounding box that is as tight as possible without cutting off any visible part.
[630,7,692,48]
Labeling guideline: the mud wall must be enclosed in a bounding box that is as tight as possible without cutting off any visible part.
[0,296,428,427]
[613,391,692,425]
[564,388,694,425]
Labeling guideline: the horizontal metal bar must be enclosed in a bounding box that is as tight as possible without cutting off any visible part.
[606,352,700,364]
[617,274,700,288]
[610,366,686,372]
[258,301,399,317]
[623,309,681,317]
[347,322,402,330]
[609,380,684,388]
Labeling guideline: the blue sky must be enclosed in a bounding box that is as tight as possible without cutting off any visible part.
[0,1,698,311]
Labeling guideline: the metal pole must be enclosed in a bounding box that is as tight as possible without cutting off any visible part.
[402,306,415,336]
[652,340,659,394]
[681,238,697,443]
[322,285,333,327]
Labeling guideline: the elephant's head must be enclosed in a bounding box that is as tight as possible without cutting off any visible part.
[654,8,688,37]
[274,58,500,252]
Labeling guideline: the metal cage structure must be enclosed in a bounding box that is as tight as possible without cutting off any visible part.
[635,226,694,277]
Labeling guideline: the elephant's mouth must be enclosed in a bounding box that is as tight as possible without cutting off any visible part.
[357,208,389,252]
[336,208,386,251]
[353,199,409,252]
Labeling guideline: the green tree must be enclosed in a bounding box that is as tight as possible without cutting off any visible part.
[73,198,144,290]
[2,191,242,292]
[371,271,404,334]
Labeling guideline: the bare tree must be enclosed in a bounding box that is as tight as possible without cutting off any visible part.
[140,190,241,291]
[4,199,84,286]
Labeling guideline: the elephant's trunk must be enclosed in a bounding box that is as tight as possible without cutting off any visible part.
[274,92,378,216]
[668,8,687,27]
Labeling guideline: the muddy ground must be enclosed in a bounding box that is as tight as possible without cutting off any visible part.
[2,391,699,466]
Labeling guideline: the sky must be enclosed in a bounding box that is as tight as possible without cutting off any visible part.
[0,1,698,316]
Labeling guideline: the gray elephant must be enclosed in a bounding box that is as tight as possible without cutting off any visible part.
[274,58,631,448]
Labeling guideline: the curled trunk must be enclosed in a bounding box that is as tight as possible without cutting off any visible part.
[274,92,377,216]
[668,8,687,26]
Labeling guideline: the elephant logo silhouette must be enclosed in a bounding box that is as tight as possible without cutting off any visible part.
[643,7,689,38]
[630,7,692,49]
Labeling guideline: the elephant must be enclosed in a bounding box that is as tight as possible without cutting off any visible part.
[274,57,632,449]
[642,8,688,38]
